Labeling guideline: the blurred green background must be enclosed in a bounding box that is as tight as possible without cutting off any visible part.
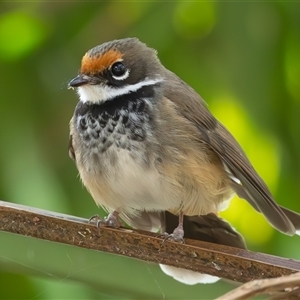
[0,2,300,299]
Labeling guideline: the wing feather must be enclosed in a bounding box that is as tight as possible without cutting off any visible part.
[163,69,296,235]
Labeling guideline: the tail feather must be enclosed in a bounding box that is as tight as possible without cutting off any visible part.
[231,180,300,236]
[280,206,300,236]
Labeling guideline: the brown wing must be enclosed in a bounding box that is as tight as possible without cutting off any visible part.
[164,69,297,235]
[209,123,295,234]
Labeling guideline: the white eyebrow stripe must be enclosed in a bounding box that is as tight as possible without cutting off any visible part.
[77,77,163,104]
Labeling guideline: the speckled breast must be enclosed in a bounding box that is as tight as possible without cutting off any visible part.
[74,91,154,154]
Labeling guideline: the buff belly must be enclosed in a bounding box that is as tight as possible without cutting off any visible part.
[76,143,234,219]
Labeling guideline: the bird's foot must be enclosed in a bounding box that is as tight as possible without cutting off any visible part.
[161,225,185,244]
[89,211,122,229]
[160,211,185,243]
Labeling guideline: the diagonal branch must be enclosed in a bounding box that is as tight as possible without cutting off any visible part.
[0,200,300,284]
[216,271,300,300]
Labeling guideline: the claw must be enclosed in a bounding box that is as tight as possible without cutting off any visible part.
[160,212,185,244]
[163,228,185,244]
[89,211,122,230]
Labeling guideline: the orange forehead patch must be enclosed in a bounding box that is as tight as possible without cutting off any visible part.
[80,50,123,74]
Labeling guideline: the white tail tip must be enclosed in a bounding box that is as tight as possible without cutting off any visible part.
[159,264,220,285]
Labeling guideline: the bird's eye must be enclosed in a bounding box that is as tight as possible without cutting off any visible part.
[110,62,129,80]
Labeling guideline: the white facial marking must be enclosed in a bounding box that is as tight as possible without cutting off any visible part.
[109,59,130,80]
[112,68,130,81]
[77,77,163,104]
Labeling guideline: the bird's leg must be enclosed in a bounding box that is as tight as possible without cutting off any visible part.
[162,211,185,243]
[89,210,122,229]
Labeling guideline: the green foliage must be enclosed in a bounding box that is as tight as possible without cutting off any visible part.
[0,2,300,299]
[173,2,216,39]
[0,10,49,61]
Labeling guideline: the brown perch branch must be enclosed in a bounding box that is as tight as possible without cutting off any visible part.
[0,200,300,283]
[216,271,300,300]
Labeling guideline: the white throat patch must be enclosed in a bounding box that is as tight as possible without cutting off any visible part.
[77,77,163,104]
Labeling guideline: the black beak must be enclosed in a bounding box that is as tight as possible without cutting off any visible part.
[68,75,90,88]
